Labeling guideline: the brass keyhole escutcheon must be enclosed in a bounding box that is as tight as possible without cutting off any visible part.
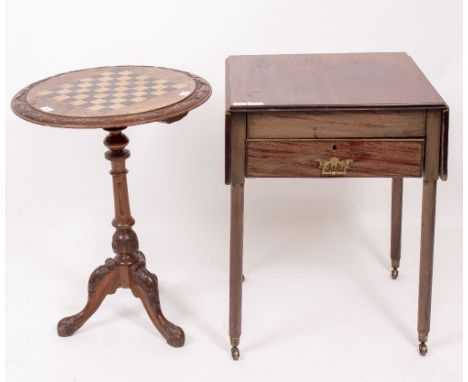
[316,157,353,176]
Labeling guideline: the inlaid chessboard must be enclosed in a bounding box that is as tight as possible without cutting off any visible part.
[26,66,197,117]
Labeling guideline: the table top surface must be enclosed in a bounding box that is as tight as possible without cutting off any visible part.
[12,66,211,128]
[226,52,446,111]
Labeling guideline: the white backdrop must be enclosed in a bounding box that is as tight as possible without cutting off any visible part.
[6,1,462,381]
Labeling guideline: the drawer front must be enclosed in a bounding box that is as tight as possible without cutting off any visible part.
[247,111,426,139]
[246,139,424,178]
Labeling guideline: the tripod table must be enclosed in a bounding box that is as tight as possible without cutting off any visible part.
[11,65,211,347]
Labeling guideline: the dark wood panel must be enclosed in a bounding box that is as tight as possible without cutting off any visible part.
[247,139,424,178]
[227,53,447,110]
[440,108,449,180]
[424,110,442,180]
[229,113,247,184]
[248,110,426,138]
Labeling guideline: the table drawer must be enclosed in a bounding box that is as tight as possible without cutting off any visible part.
[247,111,426,139]
[246,139,424,178]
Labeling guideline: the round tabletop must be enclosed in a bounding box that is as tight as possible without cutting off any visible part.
[11,66,211,128]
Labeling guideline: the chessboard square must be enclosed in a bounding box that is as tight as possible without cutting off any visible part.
[155,79,169,84]
[78,82,93,88]
[71,100,88,106]
[115,86,129,92]
[91,98,107,105]
[118,76,132,81]
[133,85,148,91]
[151,84,167,90]
[76,88,90,93]
[100,71,114,76]
[57,88,72,94]
[54,95,70,101]
[59,83,74,89]
[172,83,187,89]
[80,77,94,82]
[114,81,130,87]
[95,87,110,93]
[88,104,105,111]
[135,74,149,80]
[73,94,89,100]
[132,91,147,97]
[131,96,146,103]
[134,81,149,87]
[96,82,114,90]
[38,90,53,95]
[152,90,167,96]
[109,103,126,110]
[99,76,113,82]
[110,97,126,104]
[118,70,133,76]
[93,93,109,99]
[113,92,127,98]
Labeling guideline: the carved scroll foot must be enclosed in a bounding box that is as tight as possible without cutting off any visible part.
[129,253,185,347]
[57,258,120,337]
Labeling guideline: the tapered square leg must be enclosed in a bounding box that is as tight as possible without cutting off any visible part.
[390,178,403,279]
[417,180,437,355]
[229,183,244,360]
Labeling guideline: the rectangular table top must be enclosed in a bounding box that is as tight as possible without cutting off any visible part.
[226,52,446,110]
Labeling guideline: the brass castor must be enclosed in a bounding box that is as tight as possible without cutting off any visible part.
[231,346,240,360]
[419,342,428,356]
[230,337,240,360]
[391,268,399,280]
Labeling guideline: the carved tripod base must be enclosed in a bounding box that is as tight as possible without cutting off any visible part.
[57,252,185,347]
[58,128,184,348]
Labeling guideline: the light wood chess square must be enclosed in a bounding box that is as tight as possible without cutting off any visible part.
[71,100,87,106]
[88,104,105,111]
[93,93,108,99]
[111,98,126,104]
[109,103,126,110]
[91,99,107,105]
[73,94,89,100]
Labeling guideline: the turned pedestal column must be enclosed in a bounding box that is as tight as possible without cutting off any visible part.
[57,128,185,346]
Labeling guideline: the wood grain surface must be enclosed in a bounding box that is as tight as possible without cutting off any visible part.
[226,53,446,110]
[246,139,424,178]
[247,110,426,139]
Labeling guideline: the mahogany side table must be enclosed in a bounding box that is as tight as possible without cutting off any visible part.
[12,66,211,347]
[225,53,448,360]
